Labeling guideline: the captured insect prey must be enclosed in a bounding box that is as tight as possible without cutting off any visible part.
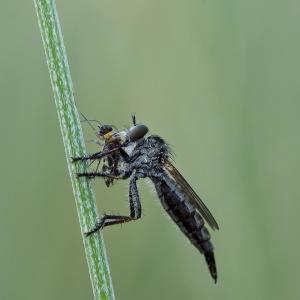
[72,115,219,283]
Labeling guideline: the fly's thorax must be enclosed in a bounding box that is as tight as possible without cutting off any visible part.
[131,139,166,171]
[119,135,170,176]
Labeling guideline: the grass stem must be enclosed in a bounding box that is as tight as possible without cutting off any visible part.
[33,1,115,299]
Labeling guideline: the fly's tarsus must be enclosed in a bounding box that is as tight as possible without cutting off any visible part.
[72,148,121,163]
[77,171,112,179]
[85,214,139,236]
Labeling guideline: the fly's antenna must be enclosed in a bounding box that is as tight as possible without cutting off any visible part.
[132,113,136,126]
[79,111,99,136]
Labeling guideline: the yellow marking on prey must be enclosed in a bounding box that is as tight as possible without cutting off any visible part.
[103,132,113,140]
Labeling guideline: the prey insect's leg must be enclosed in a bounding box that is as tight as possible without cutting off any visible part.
[95,160,102,173]
[85,175,142,236]
[87,157,100,169]
[72,147,120,162]
[86,139,104,147]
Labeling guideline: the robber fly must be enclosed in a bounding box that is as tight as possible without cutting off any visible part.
[73,115,219,282]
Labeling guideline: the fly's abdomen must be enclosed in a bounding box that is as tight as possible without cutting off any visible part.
[154,180,217,282]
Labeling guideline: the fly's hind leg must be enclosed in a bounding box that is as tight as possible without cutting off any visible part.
[76,170,129,180]
[85,175,142,236]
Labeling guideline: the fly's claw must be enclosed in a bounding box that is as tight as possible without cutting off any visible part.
[84,229,95,237]
[71,156,81,163]
[85,219,105,237]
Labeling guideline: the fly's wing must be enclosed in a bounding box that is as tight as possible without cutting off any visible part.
[164,160,219,230]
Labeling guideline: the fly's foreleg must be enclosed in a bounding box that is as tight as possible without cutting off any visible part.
[72,148,120,162]
[85,175,142,236]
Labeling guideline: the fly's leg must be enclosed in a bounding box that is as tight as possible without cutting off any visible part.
[76,171,129,180]
[72,147,120,162]
[77,158,131,190]
[85,175,141,236]
[85,215,132,236]
[72,151,102,162]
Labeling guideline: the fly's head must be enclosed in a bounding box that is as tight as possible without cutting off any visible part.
[120,115,149,158]
[127,114,149,142]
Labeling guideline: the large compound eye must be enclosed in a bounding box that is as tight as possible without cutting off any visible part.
[128,124,148,141]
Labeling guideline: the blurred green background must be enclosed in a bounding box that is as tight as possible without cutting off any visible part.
[1,1,299,299]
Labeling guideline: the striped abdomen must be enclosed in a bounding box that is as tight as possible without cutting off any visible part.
[153,178,217,282]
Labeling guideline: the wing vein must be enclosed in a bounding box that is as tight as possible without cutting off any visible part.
[164,160,219,230]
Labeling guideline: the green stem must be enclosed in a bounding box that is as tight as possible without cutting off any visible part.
[33,1,115,299]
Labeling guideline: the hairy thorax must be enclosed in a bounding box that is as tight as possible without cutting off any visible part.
[123,135,170,174]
